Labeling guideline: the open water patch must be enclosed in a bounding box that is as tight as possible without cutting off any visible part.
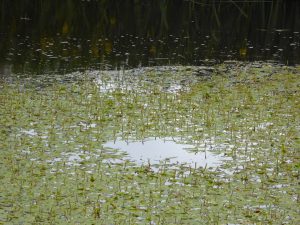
[104,138,225,168]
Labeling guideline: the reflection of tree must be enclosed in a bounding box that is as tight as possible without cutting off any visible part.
[1,0,299,38]
[0,0,299,73]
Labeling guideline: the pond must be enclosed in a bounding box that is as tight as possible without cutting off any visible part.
[1,0,300,74]
[0,1,300,224]
[1,63,299,224]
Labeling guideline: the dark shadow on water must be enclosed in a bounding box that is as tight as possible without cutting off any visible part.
[0,0,299,74]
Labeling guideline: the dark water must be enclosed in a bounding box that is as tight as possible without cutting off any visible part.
[0,0,299,75]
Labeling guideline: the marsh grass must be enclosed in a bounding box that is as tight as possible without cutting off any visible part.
[0,63,299,224]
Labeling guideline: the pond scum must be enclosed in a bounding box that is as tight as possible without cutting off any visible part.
[0,62,299,224]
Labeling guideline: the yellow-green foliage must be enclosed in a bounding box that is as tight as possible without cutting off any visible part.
[0,63,299,224]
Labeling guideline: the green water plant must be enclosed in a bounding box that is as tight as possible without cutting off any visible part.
[0,63,299,224]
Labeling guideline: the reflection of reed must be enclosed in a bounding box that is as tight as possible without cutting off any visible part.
[1,0,298,37]
[0,0,299,71]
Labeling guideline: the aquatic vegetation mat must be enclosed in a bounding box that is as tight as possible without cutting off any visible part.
[0,63,299,224]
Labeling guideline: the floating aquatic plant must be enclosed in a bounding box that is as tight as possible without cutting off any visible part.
[0,63,299,224]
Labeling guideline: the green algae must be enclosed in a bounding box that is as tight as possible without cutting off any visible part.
[0,63,299,224]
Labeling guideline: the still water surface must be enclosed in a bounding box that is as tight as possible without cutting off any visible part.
[104,138,225,168]
[0,0,299,75]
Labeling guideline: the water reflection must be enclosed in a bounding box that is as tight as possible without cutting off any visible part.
[0,0,300,73]
[104,138,225,168]
[0,0,299,74]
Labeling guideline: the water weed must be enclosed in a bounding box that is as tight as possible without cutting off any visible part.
[0,63,299,224]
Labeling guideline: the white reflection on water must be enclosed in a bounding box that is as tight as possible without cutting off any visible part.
[104,138,225,168]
